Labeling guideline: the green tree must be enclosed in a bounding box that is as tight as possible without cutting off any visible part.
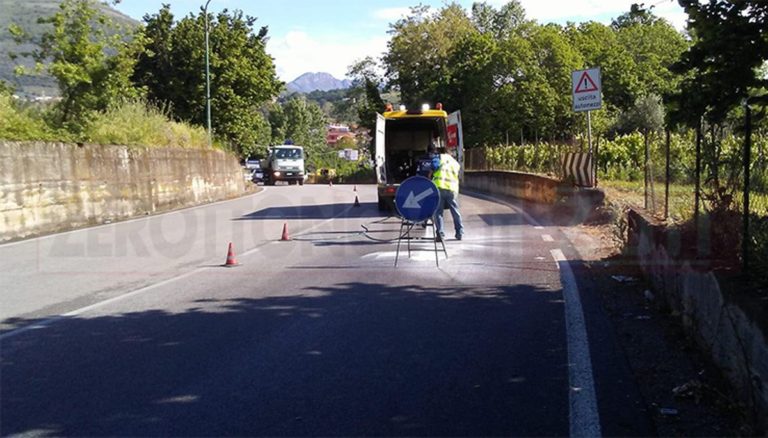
[346,57,385,136]
[670,0,767,127]
[279,95,332,170]
[529,24,583,139]
[444,30,498,146]
[613,5,688,101]
[132,4,175,108]
[384,4,475,105]
[265,101,287,145]
[0,80,13,95]
[11,0,144,131]
[618,94,665,134]
[133,6,283,156]
[470,1,526,40]
[282,95,327,152]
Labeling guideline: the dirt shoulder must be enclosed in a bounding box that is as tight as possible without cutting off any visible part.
[562,223,752,436]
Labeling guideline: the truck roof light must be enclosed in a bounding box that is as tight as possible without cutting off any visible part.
[399,105,406,111]
[421,103,430,111]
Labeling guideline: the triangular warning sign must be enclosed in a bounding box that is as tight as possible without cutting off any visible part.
[574,71,598,93]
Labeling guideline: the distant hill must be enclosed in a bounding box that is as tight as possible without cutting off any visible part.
[286,72,352,94]
[0,0,138,97]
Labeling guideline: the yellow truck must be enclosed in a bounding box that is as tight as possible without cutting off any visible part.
[375,103,464,210]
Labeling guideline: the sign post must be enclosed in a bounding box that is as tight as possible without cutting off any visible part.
[572,67,602,154]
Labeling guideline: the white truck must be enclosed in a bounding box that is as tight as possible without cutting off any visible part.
[375,104,464,210]
[263,144,306,186]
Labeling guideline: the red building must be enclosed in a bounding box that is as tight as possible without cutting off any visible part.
[326,124,355,146]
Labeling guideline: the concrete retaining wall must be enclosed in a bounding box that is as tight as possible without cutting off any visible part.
[463,170,561,204]
[0,141,247,242]
[628,208,768,432]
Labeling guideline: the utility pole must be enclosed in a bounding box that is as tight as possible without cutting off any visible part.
[204,0,213,148]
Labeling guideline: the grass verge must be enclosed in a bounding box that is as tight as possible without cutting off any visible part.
[84,100,212,149]
[1,93,217,150]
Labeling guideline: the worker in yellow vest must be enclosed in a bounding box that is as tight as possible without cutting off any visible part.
[432,147,464,242]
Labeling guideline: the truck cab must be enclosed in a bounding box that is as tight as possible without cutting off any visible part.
[264,145,306,185]
[375,104,463,210]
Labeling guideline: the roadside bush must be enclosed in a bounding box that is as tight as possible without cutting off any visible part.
[0,93,63,141]
[751,215,768,281]
[83,99,212,149]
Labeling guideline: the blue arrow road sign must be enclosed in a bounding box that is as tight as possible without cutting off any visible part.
[395,176,441,222]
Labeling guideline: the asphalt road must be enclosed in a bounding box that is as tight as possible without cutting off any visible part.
[0,184,651,436]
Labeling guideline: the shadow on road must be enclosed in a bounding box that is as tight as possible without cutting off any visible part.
[465,191,607,227]
[234,202,386,220]
[1,281,568,437]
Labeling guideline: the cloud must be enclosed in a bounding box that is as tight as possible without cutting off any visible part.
[372,7,412,21]
[267,30,389,82]
[481,0,687,30]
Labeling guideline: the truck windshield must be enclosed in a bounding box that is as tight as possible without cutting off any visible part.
[274,148,303,159]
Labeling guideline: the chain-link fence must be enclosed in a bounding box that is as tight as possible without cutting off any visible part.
[463,125,768,277]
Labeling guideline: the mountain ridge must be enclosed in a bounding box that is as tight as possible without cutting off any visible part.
[286,72,352,94]
[0,0,139,97]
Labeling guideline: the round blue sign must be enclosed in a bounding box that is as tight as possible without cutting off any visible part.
[394,176,441,222]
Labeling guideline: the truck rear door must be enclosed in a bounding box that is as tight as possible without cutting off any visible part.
[447,110,464,180]
[375,113,386,184]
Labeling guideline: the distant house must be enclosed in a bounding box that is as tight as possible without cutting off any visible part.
[326,124,355,146]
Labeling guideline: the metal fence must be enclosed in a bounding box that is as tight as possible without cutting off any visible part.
[463,122,768,275]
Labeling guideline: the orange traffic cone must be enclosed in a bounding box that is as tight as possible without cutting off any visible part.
[353,194,360,207]
[280,222,291,241]
[353,185,357,192]
[223,242,239,267]
[329,179,333,187]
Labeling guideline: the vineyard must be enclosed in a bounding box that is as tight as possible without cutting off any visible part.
[465,130,768,276]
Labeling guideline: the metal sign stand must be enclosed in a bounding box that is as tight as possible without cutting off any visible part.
[587,110,593,154]
[394,219,447,267]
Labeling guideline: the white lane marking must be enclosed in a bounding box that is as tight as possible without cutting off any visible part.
[535,226,544,230]
[542,234,555,242]
[0,270,200,341]
[0,198,355,341]
[550,248,602,437]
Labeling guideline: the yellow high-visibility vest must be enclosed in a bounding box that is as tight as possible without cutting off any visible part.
[433,154,460,193]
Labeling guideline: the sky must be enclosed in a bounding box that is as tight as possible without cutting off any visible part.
[113,0,688,83]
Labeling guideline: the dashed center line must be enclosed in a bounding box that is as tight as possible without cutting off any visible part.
[542,234,555,242]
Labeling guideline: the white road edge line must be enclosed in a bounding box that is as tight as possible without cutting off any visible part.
[542,234,555,242]
[551,248,602,437]
[466,189,602,435]
[0,189,267,249]
[0,195,354,342]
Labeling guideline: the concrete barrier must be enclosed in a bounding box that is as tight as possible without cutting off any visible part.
[463,170,561,204]
[0,141,247,242]
[462,170,605,224]
[628,208,768,432]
